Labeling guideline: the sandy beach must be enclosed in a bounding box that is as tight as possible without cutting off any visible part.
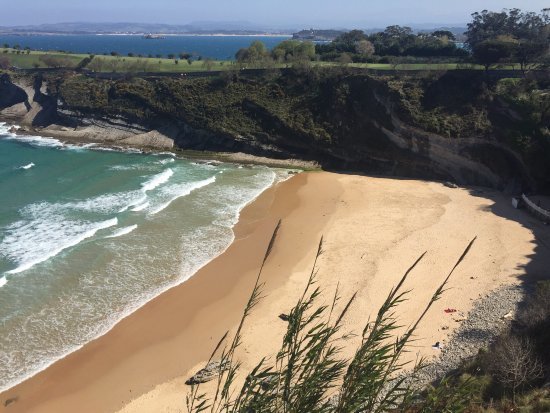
[1,171,547,413]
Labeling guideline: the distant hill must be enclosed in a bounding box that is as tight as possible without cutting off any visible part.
[0,22,291,35]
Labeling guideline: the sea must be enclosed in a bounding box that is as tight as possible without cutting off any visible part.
[0,122,291,391]
[0,34,291,60]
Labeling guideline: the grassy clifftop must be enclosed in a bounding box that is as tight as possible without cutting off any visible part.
[40,68,550,191]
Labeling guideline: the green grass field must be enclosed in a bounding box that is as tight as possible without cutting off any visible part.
[1,48,521,73]
[1,49,85,68]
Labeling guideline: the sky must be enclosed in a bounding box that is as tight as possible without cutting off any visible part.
[1,0,548,28]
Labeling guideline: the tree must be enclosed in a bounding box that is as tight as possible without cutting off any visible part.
[515,40,549,72]
[271,40,315,62]
[179,52,192,60]
[431,30,456,41]
[167,53,175,59]
[338,52,353,65]
[333,30,368,53]
[466,8,550,70]
[473,37,517,70]
[110,51,119,56]
[383,25,413,38]
[235,40,270,66]
[488,335,544,401]
[355,39,375,56]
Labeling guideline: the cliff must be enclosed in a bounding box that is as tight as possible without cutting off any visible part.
[1,68,548,192]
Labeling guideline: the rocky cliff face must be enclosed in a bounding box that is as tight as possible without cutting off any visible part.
[1,69,548,192]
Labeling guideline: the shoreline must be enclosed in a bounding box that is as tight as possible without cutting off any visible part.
[1,171,546,413]
[0,126,299,394]
[1,121,319,170]
[0,171,335,413]
[0,161,285,395]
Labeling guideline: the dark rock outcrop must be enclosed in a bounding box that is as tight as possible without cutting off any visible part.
[1,69,547,192]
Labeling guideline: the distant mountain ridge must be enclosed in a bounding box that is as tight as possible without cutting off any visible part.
[0,21,291,35]
[0,21,467,37]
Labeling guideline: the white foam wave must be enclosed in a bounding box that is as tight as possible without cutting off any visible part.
[0,164,293,393]
[159,158,175,165]
[60,191,142,215]
[0,277,7,288]
[150,176,217,215]
[141,169,173,192]
[4,134,64,148]
[105,225,138,239]
[3,218,118,275]
[19,163,35,170]
[130,202,149,212]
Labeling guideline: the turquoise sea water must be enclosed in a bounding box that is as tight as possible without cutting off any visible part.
[0,122,289,391]
[0,34,290,60]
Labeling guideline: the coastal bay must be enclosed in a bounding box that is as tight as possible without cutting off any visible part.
[2,171,546,413]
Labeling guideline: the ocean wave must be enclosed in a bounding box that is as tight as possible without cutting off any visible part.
[105,225,138,239]
[153,152,176,157]
[141,168,173,192]
[63,142,97,152]
[4,134,64,149]
[0,276,7,288]
[19,163,35,170]
[119,194,148,213]
[150,176,217,215]
[0,163,290,392]
[61,191,142,214]
[2,218,118,275]
[130,202,150,212]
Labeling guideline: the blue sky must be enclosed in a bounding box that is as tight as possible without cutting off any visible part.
[1,0,548,27]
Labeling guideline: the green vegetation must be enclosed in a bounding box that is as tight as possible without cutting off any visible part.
[186,226,478,413]
[2,8,546,74]
[0,48,84,69]
[85,55,230,73]
[466,9,550,72]
[429,280,550,412]
[0,46,232,72]
[316,27,467,63]
[232,8,548,71]
[49,64,549,191]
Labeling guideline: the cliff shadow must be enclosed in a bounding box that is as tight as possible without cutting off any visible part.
[464,186,550,328]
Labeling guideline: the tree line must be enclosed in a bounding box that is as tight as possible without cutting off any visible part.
[235,8,549,70]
